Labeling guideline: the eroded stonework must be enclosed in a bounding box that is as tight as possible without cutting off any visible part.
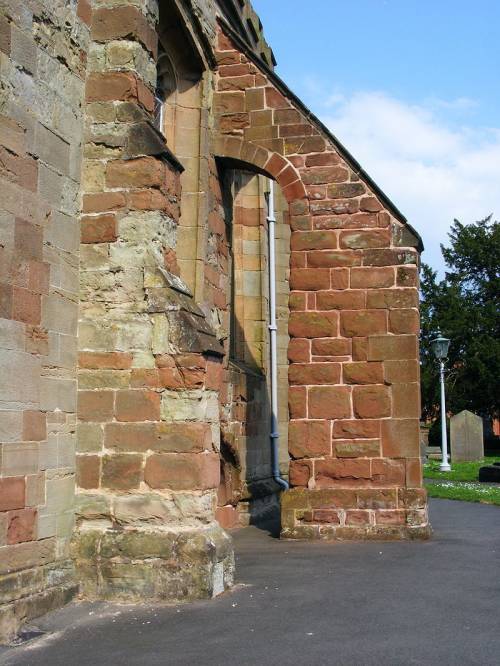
[0,0,428,643]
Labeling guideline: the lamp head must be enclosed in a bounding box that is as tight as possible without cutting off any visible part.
[430,329,451,360]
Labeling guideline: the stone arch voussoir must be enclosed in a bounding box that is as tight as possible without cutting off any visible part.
[212,135,308,206]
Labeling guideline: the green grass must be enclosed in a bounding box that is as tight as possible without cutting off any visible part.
[424,457,500,482]
[424,457,500,505]
[425,481,500,506]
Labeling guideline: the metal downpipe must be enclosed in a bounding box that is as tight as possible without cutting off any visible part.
[266,179,289,491]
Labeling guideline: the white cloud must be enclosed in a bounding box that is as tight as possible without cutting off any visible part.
[312,90,500,271]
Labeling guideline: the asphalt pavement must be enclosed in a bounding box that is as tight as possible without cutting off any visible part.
[1,498,499,666]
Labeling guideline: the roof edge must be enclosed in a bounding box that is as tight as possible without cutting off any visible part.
[217,16,424,252]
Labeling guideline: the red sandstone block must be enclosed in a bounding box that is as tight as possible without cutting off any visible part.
[307,250,362,268]
[12,288,40,325]
[102,454,142,490]
[219,63,253,77]
[397,266,419,287]
[282,180,307,202]
[352,337,368,361]
[289,311,338,339]
[366,288,418,309]
[332,419,381,440]
[384,360,419,384]
[115,390,160,422]
[145,452,219,491]
[360,196,383,212]
[28,261,50,295]
[406,458,423,488]
[301,166,349,185]
[290,215,311,233]
[289,386,307,419]
[78,390,115,422]
[308,386,351,420]
[216,505,240,529]
[288,292,306,311]
[289,268,330,291]
[217,31,236,51]
[353,385,391,418]
[345,510,371,526]
[14,218,42,259]
[219,112,250,132]
[310,199,359,216]
[7,508,37,544]
[350,267,395,289]
[371,458,406,486]
[0,477,25,511]
[77,0,92,26]
[291,231,338,251]
[106,157,165,189]
[289,460,312,487]
[392,382,420,418]
[22,411,46,441]
[340,310,387,337]
[315,459,371,488]
[381,419,420,458]
[340,229,390,249]
[330,269,349,290]
[311,338,351,356]
[367,335,417,361]
[245,88,264,111]
[130,369,160,389]
[218,75,255,92]
[81,214,117,243]
[356,488,398,510]
[265,87,290,109]
[76,455,101,489]
[206,359,223,391]
[157,367,186,391]
[286,136,326,155]
[91,6,157,56]
[334,439,381,458]
[389,309,420,335]
[86,72,139,103]
[289,420,331,458]
[343,362,384,385]
[362,249,419,267]
[274,109,302,124]
[398,488,427,510]
[289,363,341,386]
[214,91,246,114]
[288,338,310,363]
[105,422,156,452]
[316,290,365,311]
[79,352,133,370]
[306,185,327,200]
[375,510,406,525]
[305,153,341,167]
[312,509,340,524]
[291,253,307,271]
[82,191,126,213]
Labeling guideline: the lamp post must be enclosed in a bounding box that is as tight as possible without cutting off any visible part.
[430,330,451,472]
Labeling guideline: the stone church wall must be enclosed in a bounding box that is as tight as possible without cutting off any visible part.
[0,0,90,641]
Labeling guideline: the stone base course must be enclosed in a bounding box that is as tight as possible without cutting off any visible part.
[72,524,234,602]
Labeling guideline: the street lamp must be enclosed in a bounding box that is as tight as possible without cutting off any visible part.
[430,330,451,472]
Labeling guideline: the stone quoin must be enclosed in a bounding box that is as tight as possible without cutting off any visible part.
[0,0,429,642]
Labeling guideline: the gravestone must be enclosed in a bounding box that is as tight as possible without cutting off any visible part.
[450,410,484,462]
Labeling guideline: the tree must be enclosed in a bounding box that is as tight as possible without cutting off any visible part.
[420,216,500,422]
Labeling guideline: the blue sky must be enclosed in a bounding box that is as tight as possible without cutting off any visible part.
[252,0,500,271]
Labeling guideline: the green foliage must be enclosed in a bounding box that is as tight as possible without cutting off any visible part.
[420,216,500,420]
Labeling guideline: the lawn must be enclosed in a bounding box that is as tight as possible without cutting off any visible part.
[424,457,500,506]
